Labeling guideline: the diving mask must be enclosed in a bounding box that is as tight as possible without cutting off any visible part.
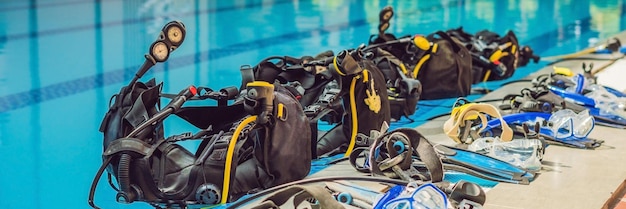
[379,182,448,209]
[548,109,594,139]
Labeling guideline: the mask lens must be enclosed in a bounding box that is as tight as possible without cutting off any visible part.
[573,110,594,138]
[549,109,576,139]
[411,184,448,209]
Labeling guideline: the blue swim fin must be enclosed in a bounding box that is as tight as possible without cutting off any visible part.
[432,144,536,185]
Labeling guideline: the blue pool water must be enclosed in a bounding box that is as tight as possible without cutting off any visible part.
[1,0,625,208]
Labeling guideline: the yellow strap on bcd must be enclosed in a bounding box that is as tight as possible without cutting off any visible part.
[221,116,257,204]
[344,76,360,157]
[412,54,431,78]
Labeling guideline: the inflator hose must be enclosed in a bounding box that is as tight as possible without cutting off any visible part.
[117,153,136,203]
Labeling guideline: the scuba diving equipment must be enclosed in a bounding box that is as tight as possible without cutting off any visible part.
[251,50,337,108]
[411,31,473,100]
[374,182,448,209]
[443,99,513,144]
[534,72,626,127]
[93,80,312,208]
[433,144,536,185]
[500,87,588,114]
[90,20,186,209]
[227,176,486,209]
[467,132,544,171]
[90,21,313,209]
[250,52,342,158]
[367,47,422,121]
[376,6,395,43]
[367,6,473,100]
[442,100,543,171]
[249,48,391,158]
[373,180,485,209]
[347,126,534,184]
[445,27,540,82]
[348,128,445,183]
[97,20,186,153]
[549,109,595,139]
[313,46,392,157]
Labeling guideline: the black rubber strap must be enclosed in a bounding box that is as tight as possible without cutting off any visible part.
[366,128,445,183]
[348,147,372,173]
[249,185,344,209]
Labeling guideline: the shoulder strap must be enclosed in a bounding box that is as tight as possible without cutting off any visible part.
[428,31,462,53]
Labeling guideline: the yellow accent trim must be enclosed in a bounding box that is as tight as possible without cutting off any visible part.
[553,66,574,76]
[277,103,284,119]
[364,77,381,113]
[489,50,503,62]
[413,36,430,50]
[362,69,369,83]
[511,44,517,53]
[399,63,408,76]
[412,54,431,78]
[333,56,346,76]
[431,43,438,53]
[483,70,492,82]
[344,77,359,157]
[221,116,257,204]
[246,81,273,87]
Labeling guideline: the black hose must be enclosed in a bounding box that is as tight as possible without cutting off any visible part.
[88,157,113,209]
[118,154,131,190]
[117,153,135,203]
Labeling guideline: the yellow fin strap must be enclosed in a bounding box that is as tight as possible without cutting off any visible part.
[221,116,257,204]
[344,76,359,157]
